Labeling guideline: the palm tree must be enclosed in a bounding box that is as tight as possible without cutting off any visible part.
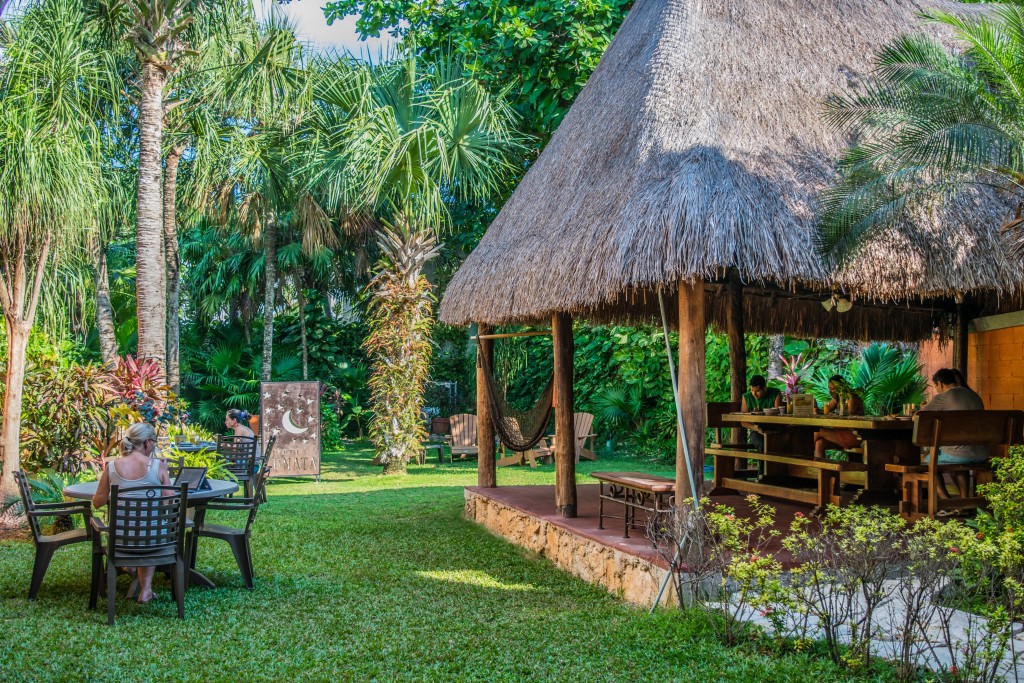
[363,219,441,474]
[307,53,531,472]
[0,0,116,501]
[818,5,1024,259]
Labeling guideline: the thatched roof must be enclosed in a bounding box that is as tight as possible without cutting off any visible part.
[440,0,1022,335]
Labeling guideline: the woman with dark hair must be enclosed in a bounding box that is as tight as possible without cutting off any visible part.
[920,368,985,511]
[225,409,255,439]
[814,376,865,459]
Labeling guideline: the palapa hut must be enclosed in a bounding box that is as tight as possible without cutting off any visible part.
[439,0,1024,517]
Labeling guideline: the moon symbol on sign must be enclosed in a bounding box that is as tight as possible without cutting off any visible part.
[281,411,310,435]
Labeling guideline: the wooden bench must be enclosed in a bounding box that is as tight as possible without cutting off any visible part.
[590,471,675,539]
[885,410,1024,520]
[715,451,867,513]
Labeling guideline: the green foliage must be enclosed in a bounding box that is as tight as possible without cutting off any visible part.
[977,445,1024,580]
[14,347,112,474]
[322,0,633,135]
[805,343,926,416]
[177,448,235,482]
[181,331,302,431]
[320,401,343,451]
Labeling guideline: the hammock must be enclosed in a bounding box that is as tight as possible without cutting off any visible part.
[477,350,554,452]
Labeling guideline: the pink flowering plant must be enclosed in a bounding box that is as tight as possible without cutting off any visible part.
[771,353,812,397]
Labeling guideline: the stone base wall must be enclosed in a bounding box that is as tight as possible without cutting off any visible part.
[464,489,676,607]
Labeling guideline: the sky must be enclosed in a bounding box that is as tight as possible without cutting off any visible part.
[256,0,398,56]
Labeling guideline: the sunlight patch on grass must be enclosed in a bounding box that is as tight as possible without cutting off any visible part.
[415,569,539,592]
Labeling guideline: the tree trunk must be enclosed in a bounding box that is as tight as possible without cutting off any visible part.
[296,269,308,381]
[553,313,577,518]
[135,61,167,373]
[261,216,277,381]
[95,242,118,368]
[676,280,706,502]
[768,335,785,378]
[0,320,29,506]
[163,144,185,393]
[476,323,496,488]
[0,236,51,504]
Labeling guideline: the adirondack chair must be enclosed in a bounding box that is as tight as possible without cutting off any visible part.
[447,414,479,461]
[528,412,599,465]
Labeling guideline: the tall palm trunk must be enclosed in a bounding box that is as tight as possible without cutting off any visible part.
[135,61,167,373]
[0,236,51,504]
[95,241,118,368]
[261,215,277,381]
[296,267,308,380]
[163,144,185,392]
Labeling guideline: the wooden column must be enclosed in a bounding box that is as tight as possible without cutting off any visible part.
[552,312,577,518]
[953,301,970,376]
[476,323,496,488]
[676,280,706,502]
[726,271,746,447]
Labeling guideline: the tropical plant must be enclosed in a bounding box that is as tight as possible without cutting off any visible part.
[770,353,813,398]
[817,5,1024,259]
[807,343,926,416]
[19,352,114,474]
[109,355,187,429]
[0,0,116,500]
[363,222,441,473]
[177,447,235,481]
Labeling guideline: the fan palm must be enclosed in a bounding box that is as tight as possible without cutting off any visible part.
[0,0,117,501]
[807,343,927,416]
[818,5,1024,260]
[306,52,531,472]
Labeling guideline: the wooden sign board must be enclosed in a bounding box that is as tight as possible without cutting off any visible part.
[791,394,815,417]
[260,381,321,478]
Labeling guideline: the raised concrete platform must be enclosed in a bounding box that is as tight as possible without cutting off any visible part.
[465,484,808,607]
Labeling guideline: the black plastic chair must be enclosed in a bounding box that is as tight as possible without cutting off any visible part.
[13,470,93,600]
[255,433,277,504]
[89,483,190,625]
[217,435,258,497]
[192,466,271,589]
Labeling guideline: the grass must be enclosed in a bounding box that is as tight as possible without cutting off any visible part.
[1,444,893,682]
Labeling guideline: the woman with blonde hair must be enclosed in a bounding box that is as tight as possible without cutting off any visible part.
[92,422,171,604]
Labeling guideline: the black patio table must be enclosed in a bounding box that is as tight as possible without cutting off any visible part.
[168,441,217,454]
[63,479,239,589]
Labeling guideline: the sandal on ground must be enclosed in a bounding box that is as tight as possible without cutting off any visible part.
[137,590,156,604]
[936,509,962,518]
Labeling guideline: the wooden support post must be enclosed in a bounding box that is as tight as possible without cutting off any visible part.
[726,271,747,449]
[953,300,970,376]
[677,280,706,502]
[553,312,577,518]
[476,323,496,488]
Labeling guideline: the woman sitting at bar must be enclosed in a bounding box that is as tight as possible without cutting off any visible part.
[814,376,864,460]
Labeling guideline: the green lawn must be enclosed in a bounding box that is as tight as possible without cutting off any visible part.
[1,446,889,682]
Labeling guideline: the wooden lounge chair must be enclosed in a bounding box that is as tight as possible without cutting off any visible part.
[447,414,479,461]
[526,412,600,465]
[885,410,1024,520]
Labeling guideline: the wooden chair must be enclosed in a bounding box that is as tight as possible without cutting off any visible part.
[885,410,1024,520]
[447,414,479,461]
[573,412,598,461]
[217,435,258,497]
[90,483,190,625]
[12,470,94,600]
[191,466,272,590]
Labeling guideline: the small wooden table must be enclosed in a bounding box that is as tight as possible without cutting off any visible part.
[717,412,918,509]
[591,471,675,539]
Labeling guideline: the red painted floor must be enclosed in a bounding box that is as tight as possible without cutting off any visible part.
[467,484,809,569]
